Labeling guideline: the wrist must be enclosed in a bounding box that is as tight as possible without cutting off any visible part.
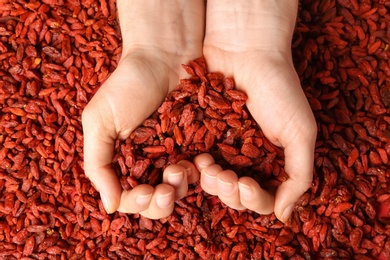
[117,0,204,59]
[205,0,298,54]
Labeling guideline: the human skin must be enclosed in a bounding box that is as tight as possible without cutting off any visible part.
[82,0,317,222]
[192,0,317,222]
[82,0,204,219]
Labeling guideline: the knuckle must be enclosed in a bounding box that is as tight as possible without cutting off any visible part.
[308,117,318,139]
[301,180,312,193]
[81,103,94,125]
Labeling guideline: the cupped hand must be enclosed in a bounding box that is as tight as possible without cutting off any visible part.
[196,0,317,222]
[82,1,204,219]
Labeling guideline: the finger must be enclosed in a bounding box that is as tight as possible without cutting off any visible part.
[162,164,188,200]
[200,164,222,196]
[193,153,215,172]
[216,170,245,210]
[177,160,200,184]
[140,184,175,219]
[117,184,154,213]
[238,177,274,214]
[193,153,221,195]
[275,135,316,223]
[82,109,121,214]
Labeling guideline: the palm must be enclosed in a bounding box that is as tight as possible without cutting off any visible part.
[85,56,169,142]
[204,47,317,220]
[205,51,304,144]
[231,55,316,195]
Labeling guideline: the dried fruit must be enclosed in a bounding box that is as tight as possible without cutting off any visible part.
[0,1,389,259]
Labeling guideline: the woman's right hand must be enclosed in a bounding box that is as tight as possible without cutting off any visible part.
[82,0,205,219]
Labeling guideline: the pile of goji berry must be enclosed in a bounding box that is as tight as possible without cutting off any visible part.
[0,1,389,259]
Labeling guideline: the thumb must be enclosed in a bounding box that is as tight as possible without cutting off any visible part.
[82,107,122,214]
[274,132,316,223]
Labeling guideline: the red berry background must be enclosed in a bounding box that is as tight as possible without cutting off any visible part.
[0,0,389,259]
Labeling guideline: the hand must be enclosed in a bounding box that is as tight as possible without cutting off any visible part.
[82,0,204,219]
[198,0,317,222]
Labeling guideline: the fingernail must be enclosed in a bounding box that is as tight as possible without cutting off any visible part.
[203,172,216,187]
[198,162,209,169]
[156,192,173,209]
[136,194,152,206]
[100,193,111,213]
[281,204,295,223]
[217,178,234,196]
[238,182,253,199]
[168,172,184,186]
